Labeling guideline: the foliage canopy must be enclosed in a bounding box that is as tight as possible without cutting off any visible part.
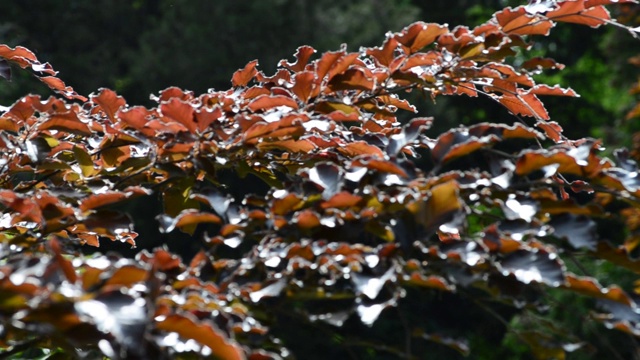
[1,1,640,359]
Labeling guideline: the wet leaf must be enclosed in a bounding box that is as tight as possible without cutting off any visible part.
[550,214,597,250]
[499,249,565,286]
[250,279,287,302]
[307,163,342,199]
[75,290,149,358]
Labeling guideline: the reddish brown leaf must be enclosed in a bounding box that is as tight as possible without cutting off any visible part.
[315,50,347,81]
[528,84,578,97]
[327,52,360,81]
[258,139,316,153]
[104,265,148,287]
[328,68,375,92]
[156,87,194,102]
[161,98,196,134]
[92,89,126,123]
[118,106,156,136]
[405,273,454,291]
[314,101,361,119]
[585,0,638,7]
[338,141,385,158]
[366,38,400,67]
[38,111,92,136]
[195,106,222,133]
[564,274,634,306]
[352,158,408,177]
[495,7,553,36]
[280,45,316,72]
[0,117,19,132]
[138,248,183,272]
[400,52,441,71]
[291,71,317,102]
[521,57,566,71]
[80,187,150,212]
[0,44,39,63]
[498,93,549,120]
[39,76,87,101]
[396,22,448,53]
[247,95,298,112]
[536,121,564,142]
[413,181,462,233]
[174,209,222,229]
[321,192,363,209]
[547,1,611,28]
[272,193,303,216]
[50,238,77,284]
[231,60,259,87]
[295,209,321,229]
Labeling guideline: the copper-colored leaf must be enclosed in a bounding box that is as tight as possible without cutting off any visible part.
[564,274,634,305]
[38,111,92,136]
[156,314,245,360]
[50,238,77,284]
[521,57,566,71]
[280,45,316,72]
[92,88,126,123]
[528,84,578,97]
[396,22,448,53]
[338,141,385,158]
[328,68,375,92]
[291,71,317,102]
[257,139,316,153]
[321,192,363,209]
[161,98,196,134]
[231,60,259,87]
[366,37,400,67]
[536,121,564,142]
[547,1,611,28]
[39,76,87,101]
[405,273,455,291]
[247,95,299,112]
[495,7,553,36]
[80,187,150,212]
[498,93,549,120]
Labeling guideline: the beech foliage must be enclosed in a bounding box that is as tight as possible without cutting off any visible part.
[1,1,640,359]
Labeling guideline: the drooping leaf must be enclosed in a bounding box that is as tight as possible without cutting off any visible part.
[499,249,565,286]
